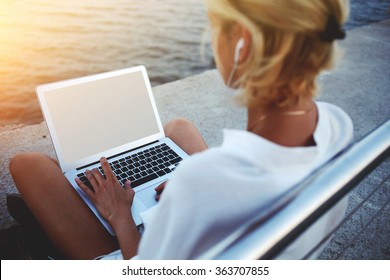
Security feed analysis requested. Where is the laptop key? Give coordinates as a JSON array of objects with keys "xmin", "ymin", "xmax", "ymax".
[
  {"xmin": 170, "ymin": 157, "xmax": 182, "ymax": 165},
  {"xmin": 131, "ymin": 173, "xmax": 158, "ymax": 188},
  {"xmin": 169, "ymin": 150, "xmax": 179, "ymax": 157}
]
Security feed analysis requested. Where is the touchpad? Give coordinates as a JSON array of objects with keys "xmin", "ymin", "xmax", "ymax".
[
  {"xmin": 131, "ymin": 196, "xmax": 147, "ymax": 225},
  {"xmin": 136, "ymin": 184, "xmax": 159, "ymax": 209}
]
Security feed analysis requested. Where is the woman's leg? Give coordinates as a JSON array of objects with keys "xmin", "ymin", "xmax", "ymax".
[
  {"xmin": 8, "ymin": 118, "xmax": 205, "ymax": 259},
  {"xmin": 9, "ymin": 153, "xmax": 119, "ymax": 259},
  {"xmin": 164, "ymin": 118, "xmax": 208, "ymax": 155}
]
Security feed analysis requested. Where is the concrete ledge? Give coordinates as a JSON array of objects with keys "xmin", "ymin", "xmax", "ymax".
[{"xmin": 0, "ymin": 20, "xmax": 389, "ymax": 258}]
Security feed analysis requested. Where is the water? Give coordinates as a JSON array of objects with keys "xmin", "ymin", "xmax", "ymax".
[
  {"xmin": 0, "ymin": 0, "xmax": 213, "ymax": 126},
  {"xmin": 347, "ymin": 0, "xmax": 390, "ymax": 29},
  {"xmin": 0, "ymin": 0, "xmax": 389, "ymax": 127}
]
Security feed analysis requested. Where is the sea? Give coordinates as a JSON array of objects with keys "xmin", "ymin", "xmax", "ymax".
[{"xmin": 0, "ymin": 0, "xmax": 389, "ymax": 127}]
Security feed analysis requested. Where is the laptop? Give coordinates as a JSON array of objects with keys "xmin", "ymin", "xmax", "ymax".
[{"xmin": 36, "ymin": 65, "xmax": 188, "ymax": 235}]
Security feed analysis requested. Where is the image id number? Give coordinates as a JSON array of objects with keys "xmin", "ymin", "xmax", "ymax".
[{"xmin": 215, "ymin": 266, "xmax": 270, "ymax": 276}]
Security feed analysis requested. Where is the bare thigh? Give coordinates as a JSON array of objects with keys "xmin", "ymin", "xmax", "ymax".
[
  {"xmin": 164, "ymin": 118, "xmax": 208, "ymax": 155},
  {"xmin": 9, "ymin": 153, "xmax": 119, "ymax": 259}
]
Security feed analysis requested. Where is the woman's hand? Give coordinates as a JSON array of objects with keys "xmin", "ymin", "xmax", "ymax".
[
  {"xmin": 76, "ymin": 157, "xmax": 140, "ymax": 259},
  {"xmin": 155, "ymin": 181, "xmax": 167, "ymax": 201},
  {"xmin": 75, "ymin": 157, "xmax": 134, "ymax": 228}
]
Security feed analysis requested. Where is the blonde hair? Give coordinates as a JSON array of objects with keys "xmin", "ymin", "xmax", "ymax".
[{"xmin": 204, "ymin": 0, "xmax": 349, "ymax": 108}]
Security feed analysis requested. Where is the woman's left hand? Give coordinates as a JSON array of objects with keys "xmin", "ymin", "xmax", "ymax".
[
  {"xmin": 76, "ymin": 157, "xmax": 135, "ymax": 228},
  {"xmin": 155, "ymin": 181, "xmax": 167, "ymax": 201}
]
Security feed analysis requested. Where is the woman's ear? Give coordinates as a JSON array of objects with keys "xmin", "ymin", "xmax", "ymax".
[{"xmin": 238, "ymin": 27, "xmax": 252, "ymax": 64}]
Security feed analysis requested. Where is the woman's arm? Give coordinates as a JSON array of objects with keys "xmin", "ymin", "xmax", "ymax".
[
  {"xmin": 109, "ymin": 207, "xmax": 140, "ymax": 259},
  {"xmin": 76, "ymin": 158, "xmax": 140, "ymax": 259}
]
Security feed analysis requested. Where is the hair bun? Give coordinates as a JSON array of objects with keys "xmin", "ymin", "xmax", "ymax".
[{"xmin": 320, "ymin": 15, "xmax": 346, "ymax": 43}]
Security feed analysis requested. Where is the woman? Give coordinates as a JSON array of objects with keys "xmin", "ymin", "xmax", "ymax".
[{"xmin": 9, "ymin": 0, "xmax": 352, "ymax": 259}]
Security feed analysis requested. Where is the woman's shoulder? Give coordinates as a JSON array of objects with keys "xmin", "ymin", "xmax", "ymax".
[
  {"xmin": 316, "ymin": 101, "xmax": 353, "ymax": 130},
  {"xmin": 315, "ymin": 101, "xmax": 354, "ymax": 155},
  {"xmin": 175, "ymin": 130, "xmax": 266, "ymax": 177},
  {"xmin": 173, "ymin": 147, "xmax": 240, "ymax": 182},
  {"xmin": 165, "ymin": 143, "xmax": 261, "ymax": 199}
]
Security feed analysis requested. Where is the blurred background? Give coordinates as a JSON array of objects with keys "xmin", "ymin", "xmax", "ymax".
[{"xmin": 0, "ymin": 0, "xmax": 389, "ymax": 127}]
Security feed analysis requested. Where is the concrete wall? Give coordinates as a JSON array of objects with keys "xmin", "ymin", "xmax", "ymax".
[{"xmin": 0, "ymin": 20, "xmax": 389, "ymax": 258}]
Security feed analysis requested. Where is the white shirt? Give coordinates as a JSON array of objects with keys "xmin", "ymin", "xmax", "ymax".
[{"xmin": 103, "ymin": 101, "xmax": 353, "ymax": 260}]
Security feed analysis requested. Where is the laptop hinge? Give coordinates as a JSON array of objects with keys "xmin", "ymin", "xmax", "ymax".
[{"xmin": 76, "ymin": 140, "xmax": 160, "ymax": 171}]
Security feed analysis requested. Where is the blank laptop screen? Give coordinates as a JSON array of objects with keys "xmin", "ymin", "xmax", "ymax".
[{"xmin": 42, "ymin": 69, "xmax": 160, "ymax": 165}]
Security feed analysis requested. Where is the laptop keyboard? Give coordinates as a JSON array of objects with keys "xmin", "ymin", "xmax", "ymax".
[{"xmin": 76, "ymin": 143, "xmax": 183, "ymax": 190}]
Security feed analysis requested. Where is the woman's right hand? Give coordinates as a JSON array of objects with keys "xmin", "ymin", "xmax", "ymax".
[
  {"xmin": 76, "ymin": 158, "xmax": 140, "ymax": 259},
  {"xmin": 76, "ymin": 157, "xmax": 135, "ymax": 228}
]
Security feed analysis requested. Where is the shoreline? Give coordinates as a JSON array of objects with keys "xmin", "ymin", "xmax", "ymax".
[
  {"xmin": 1, "ymin": 10, "xmax": 389, "ymax": 130},
  {"xmin": 0, "ymin": 124, "xmax": 31, "ymax": 133}
]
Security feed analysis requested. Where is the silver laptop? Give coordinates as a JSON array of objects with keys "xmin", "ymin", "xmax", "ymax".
[{"xmin": 36, "ymin": 65, "xmax": 188, "ymax": 235}]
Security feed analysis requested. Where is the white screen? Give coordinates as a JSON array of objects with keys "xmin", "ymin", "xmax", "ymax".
[{"xmin": 43, "ymin": 70, "xmax": 161, "ymax": 165}]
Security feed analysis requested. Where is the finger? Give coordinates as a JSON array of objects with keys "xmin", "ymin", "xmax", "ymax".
[
  {"xmin": 124, "ymin": 181, "xmax": 135, "ymax": 197},
  {"xmin": 123, "ymin": 181, "xmax": 135, "ymax": 203},
  {"xmin": 155, "ymin": 181, "xmax": 167, "ymax": 194},
  {"xmin": 85, "ymin": 170, "xmax": 98, "ymax": 187},
  {"xmin": 155, "ymin": 194, "xmax": 161, "ymax": 202},
  {"xmin": 75, "ymin": 177, "xmax": 95, "ymax": 198},
  {"xmin": 124, "ymin": 180, "xmax": 132, "ymax": 190},
  {"xmin": 91, "ymin": 168, "xmax": 104, "ymax": 185},
  {"xmin": 100, "ymin": 158, "xmax": 116, "ymax": 181}
]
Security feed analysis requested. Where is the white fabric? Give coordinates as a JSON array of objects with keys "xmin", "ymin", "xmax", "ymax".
[
  {"xmin": 103, "ymin": 101, "xmax": 353, "ymax": 260},
  {"xmin": 96, "ymin": 249, "xmax": 123, "ymax": 260}
]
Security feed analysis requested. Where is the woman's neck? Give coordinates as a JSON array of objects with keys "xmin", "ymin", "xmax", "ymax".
[{"xmin": 247, "ymin": 99, "xmax": 318, "ymax": 147}]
